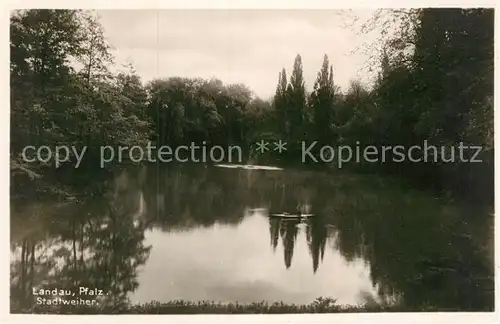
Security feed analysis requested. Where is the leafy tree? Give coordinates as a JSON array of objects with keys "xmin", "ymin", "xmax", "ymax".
[
  {"xmin": 273, "ymin": 69, "xmax": 288, "ymax": 138},
  {"xmin": 310, "ymin": 54, "xmax": 336, "ymax": 143},
  {"xmin": 10, "ymin": 9, "xmax": 150, "ymax": 177},
  {"xmin": 77, "ymin": 10, "xmax": 113, "ymax": 86},
  {"xmin": 287, "ymin": 54, "xmax": 307, "ymax": 142}
]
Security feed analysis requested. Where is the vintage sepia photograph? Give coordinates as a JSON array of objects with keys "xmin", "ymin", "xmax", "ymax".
[{"xmin": 9, "ymin": 6, "xmax": 495, "ymax": 316}]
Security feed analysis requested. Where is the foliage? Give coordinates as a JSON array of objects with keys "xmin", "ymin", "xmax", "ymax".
[
  {"xmin": 10, "ymin": 9, "xmax": 150, "ymax": 175},
  {"xmin": 145, "ymin": 77, "xmax": 260, "ymax": 150},
  {"xmin": 272, "ymin": 8, "xmax": 493, "ymax": 203},
  {"xmin": 10, "ymin": 8, "xmax": 493, "ymax": 203},
  {"xmin": 309, "ymin": 55, "xmax": 337, "ymax": 144}
]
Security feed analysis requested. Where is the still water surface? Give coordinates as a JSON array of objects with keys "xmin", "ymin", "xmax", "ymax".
[{"xmin": 10, "ymin": 164, "xmax": 494, "ymax": 311}]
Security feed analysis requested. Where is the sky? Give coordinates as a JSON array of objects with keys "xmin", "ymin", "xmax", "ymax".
[{"xmin": 97, "ymin": 10, "xmax": 380, "ymax": 99}]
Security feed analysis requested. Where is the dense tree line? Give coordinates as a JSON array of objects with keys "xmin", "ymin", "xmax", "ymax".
[
  {"xmin": 10, "ymin": 10, "xmax": 270, "ymax": 182},
  {"xmin": 10, "ymin": 9, "xmax": 493, "ymax": 204},
  {"xmin": 10, "ymin": 10, "xmax": 150, "ymax": 175},
  {"xmin": 368, "ymin": 8, "xmax": 493, "ymax": 203},
  {"xmin": 270, "ymin": 8, "xmax": 494, "ymax": 204},
  {"xmin": 146, "ymin": 77, "xmax": 271, "ymax": 149}
]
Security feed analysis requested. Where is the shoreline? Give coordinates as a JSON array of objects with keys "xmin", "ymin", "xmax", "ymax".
[{"xmin": 13, "ymin": 297, "xmax": 487, "ymax": 314}]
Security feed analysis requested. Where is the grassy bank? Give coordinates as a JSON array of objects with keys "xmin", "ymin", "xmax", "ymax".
[{"xmin": 13, "ymin": 297, "xmax": 466, "ymax": 314}]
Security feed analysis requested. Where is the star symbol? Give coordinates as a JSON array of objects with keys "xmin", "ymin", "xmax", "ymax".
[
  {"xmin": 255, "ymin": 140, "xmax": 269, "ymax": 154},
  {"xmin": 273, "ymin": 140, "xmax": 287, "ymax": 153}
]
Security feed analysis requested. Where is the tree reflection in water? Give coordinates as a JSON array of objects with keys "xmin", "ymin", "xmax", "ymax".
[
  {"xmin": 268, "ymin": 216, "xmax": 328, "ymax": 273},
  {"xmin": 11, "ymin": 164, "xmax": 494, "ymax": 312},
  {"xmin": 11, "ymin": 168, "xmax": 152, "ymax": 313}
]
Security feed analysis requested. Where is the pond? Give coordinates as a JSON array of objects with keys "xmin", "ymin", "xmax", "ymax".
[{"xmin": 10, "ymin": 164, "xmax": 494, "ymax": 312}]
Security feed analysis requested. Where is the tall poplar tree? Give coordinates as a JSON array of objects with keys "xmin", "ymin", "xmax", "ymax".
[
  {"xmin": 287, "ymin": 54, "xmax": 306, "ymax": 142},
  {"xmin": 310, "ymin": 54, "xmax": 336, "ymax": 143}
]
